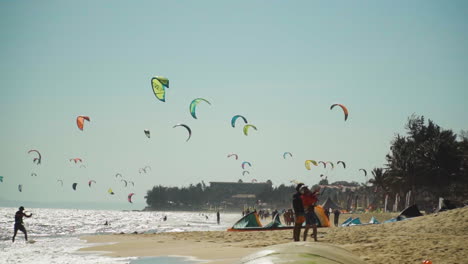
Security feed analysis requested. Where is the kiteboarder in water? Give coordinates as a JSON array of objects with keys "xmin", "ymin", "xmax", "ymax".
[{"xmin": 12, "ymin": 206, "xmax": 32, "ymax": 242}]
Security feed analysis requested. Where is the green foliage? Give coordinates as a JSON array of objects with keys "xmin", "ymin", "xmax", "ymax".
[
  {"xmin": 369, "ymin": 115, "xmax": 468, "ymax": 209},
  {"xmin": 145, "ymin": 115, "xmax": 467, "ymax": 212},
  {"xmin": 145, "ymin": 182, "xmax": 296, "ymax": 210}
]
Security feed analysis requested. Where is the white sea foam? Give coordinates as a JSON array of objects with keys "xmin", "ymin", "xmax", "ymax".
[{"xmin": 0, "ymin": 207, "xmax": 241, "ymax": 264}]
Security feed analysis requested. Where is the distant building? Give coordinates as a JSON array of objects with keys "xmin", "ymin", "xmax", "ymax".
[
  {"xmin": 209, "ymin": 181, "xmax": 273, "ymax": 207},
  {"xmin": 209, "ymin": 181, "xmax": 272, "ymax": 196}
]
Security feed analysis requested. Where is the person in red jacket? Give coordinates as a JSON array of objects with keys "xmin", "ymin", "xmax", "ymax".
[{"xmin": 300, "ymin": 185, "xmax": 320, "ymax": 241}]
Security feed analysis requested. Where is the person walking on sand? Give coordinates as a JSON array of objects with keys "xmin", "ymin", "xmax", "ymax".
[
  {"xmin": 301, "ymin": 185, "xmax": 320, "ymax": 241},
  {"xmin": 12, "ymin": 206, "xmax": 32, "ymax": 242},
  {"xmin": 333, "ymin": 209, "xmax": 341, "ymax": 227},
  {"xmin": 292, "ymin": 183, "xmax": 305, "ymax": 241},
  {"xmin": 216, "ymin": 210, "xmax": 220, "ymax": 224}
]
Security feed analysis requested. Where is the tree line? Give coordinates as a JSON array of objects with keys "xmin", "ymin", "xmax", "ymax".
[
  {"xmin": 368, "ymin": 115, "xmax": 468, "ymax": 211},
  {"xmin": 145, "ymin": 115, "xmax": 468, "ymax": 212}
]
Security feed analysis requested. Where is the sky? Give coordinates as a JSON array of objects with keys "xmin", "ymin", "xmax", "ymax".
[{"xmin": 1, "ymin": 0, "xmax": 467, "ymax": 209}]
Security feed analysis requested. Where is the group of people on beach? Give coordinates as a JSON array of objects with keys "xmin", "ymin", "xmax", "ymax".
[{"xmin": 292, "ymin": 183, "xmax": 320, "ymax": 241}]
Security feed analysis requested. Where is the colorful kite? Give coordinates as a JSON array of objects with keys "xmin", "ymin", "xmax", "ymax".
[
  {"xmin": 359, "ymin": 169, "xmax": 367, "ymax": 177},
  {"xmin": 151, "ymin": 76, "xmax": 169, "ymax": 102},
  {"xmin": 330, "ymin": 104, "xmax": 349, "ymax": 121},
  {"xmin": 227, "ymin": 153, "xmax": 239, "ymax": 160},
  {"xmin": 173, "ymin": 124, "xmax": 192, "ymax": 142},
  {"xmin": 243, "ymin": 124, "xmax": 257, "ymax": 136},
  {"xmin": 28, "ymin": 150, "xmax": 41, "ymax": 165},
  {"xmin": 189, "ymin": 98, "xmax": 211, "ymax": 119},
  {"xmin": 69, "ymin": 158, "xmax": 83, "ymax": 163},
  {"xmin": 76, "ymin": 116, "xmax": 90, "ymax": 131},
  {"xmin": 337, "ymin": 161, "xmax": 346, "ymax": 169},
  {"xmin": 128, "ymin": 193, "xmax": 135, "ymax": 203},
  {"xmin": 241, "ymin": 161, "xmax": 252, "ymax": 170},
  {"xmin": 231, "ymin": 115, "xmax": 248, "ymax": 128},
  {"xmin": 305, "ymin": 160, "xmax": 318, "ymax": 170}
]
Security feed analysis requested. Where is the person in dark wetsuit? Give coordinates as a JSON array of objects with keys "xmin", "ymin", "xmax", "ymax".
[
  {"xmin": 12, "ymin": 206, "xmax": 32, "ymax": 242},
  {"xmin": 324, "ymin": 207, "xmax": 330, "ymax": 220},
  {"xmin": 292, "ymin": 183, "xmax": 305, "ymax": 242},
  {"xmin": 333, "ymin": 209, "xmax": 341, "ymax": 227}
]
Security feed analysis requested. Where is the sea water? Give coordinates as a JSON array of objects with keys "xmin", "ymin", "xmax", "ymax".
[{"xmin": 0, "ymin": 207, "xmax": 242, "ymax": 264}]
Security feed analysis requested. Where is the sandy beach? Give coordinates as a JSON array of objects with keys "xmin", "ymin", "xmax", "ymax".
[{"xmin": 81, "ymin": 207, "xmax": 468, "ymax": 263}]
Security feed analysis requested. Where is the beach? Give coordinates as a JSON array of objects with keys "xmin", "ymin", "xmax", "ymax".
[
  {"xmin": 0, "ymin": 208, "xmax": 241, "ymax": 264},
  {"xmin": 81, "ymin": 207, "xmax": 468, "ymax": 264}
]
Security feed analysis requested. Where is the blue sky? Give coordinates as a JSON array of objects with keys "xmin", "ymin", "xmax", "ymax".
[{"xmin": 1, "ymin": 0, "xmax": 467, "ymax": 208}]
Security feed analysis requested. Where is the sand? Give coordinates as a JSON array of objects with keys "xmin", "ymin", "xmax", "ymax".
[{"xmin": 80, "ymin": 207, "xmax": 468, "ymax": 264}]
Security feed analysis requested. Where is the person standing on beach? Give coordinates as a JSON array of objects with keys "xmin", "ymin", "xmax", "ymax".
[
  {"xmin": 292, "ymin": 183, "xmax": 305, "ymax": 241},
  {"xmin": 216, "ymin": 210, "xmax": 220, "ymax": 224},
  {"xmin": 12, "ymin": 206, "xmax": 32, "ymax": 242},
  {"xmin": 301, "ymin": 185, "xmax": 320, "ymax": 241},
  {"xmin": 333, "ymin": 209, "xmax": 341, "ymax": 227},
  {"xmin": 324, "ymin": 207, "xmax": 330, "ymax": 220}
]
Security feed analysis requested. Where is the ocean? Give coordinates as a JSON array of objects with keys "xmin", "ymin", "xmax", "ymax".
[{"xmin": 0, "ymin": 207, "xmax": 242, "ymax": 264}]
